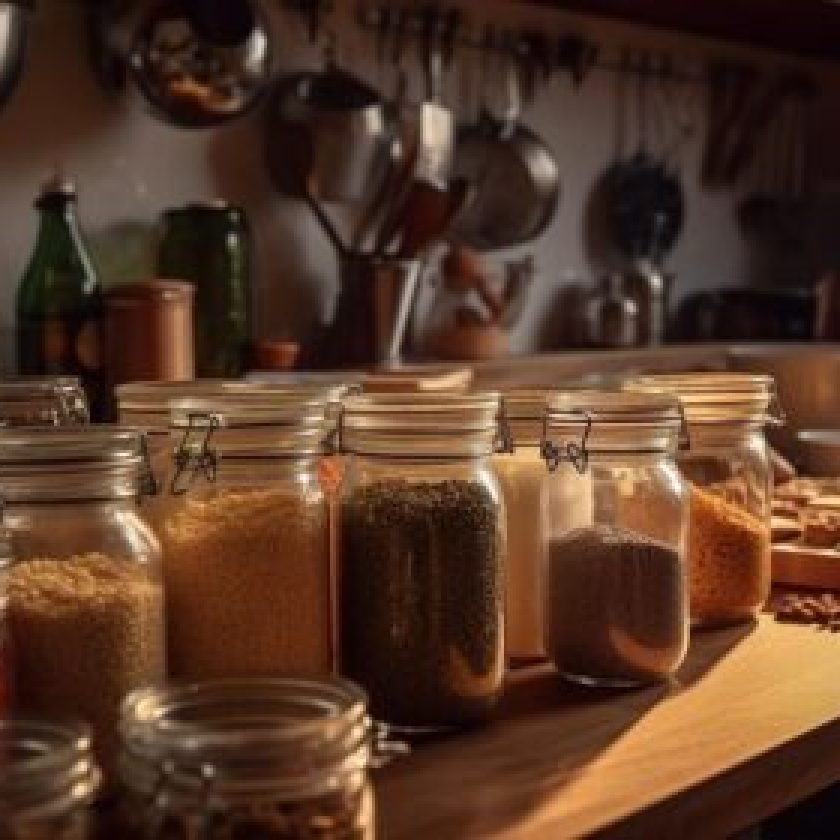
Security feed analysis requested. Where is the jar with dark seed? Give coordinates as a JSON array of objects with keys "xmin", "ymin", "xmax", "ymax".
[
  {"xmin": 339, "ymin": 393, "xmax": 508, "ymax": 732},
  {"xmin": 116, "ymin": 677, "xmax": 378, "ymax": 839}
]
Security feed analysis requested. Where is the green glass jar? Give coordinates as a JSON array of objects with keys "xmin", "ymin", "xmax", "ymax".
[{"xmin": 158, "ymin": 202, "xmax": 251, "ymax": 377}]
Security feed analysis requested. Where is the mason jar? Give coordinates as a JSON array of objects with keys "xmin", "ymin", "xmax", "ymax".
[
  {"xmin": 0, "ymin": 720, "xmax": 101, "ymax": 840},
  {"xmin": 118, "ymin": 677, "xmax": 377, "ymax": 839},
  {"xmin": 0, "ymin": 427, "xmax": 164, "ymax": 773},
  {"xmin": 541, "ymin": 389, "xmax": 689, "ymax": 688},
  {"xmin": 632, "ymin": 373, "xmax": 779, "ymax": 628},
  {"xmin": 160, "ymin": 394, "xmax": 335, "ymax": 679},
  {"xmin": 0, "ymin": 376, "xmax": 88, "ymax": 427},
  {"xmin": 492, "ymin": 389, "xmax": 551, "ymax": 662},
  {"xmin": 339, "ymin": 392, "xmax": 508, "ymax": 731}
]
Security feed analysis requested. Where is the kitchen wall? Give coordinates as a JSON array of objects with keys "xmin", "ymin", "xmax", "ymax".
[{"xmin": 0, "ymin": 0, "xmax": 838, "ymax": 369}]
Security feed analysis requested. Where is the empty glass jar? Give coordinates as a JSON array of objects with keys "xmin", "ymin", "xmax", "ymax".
[
  {"xmin": 339, "ymin": 392, "xmax": 508, "ymax": 731},
  {"xmin": 632, "ymin": 373, "xmax": 779, "ymax": 627},
  {"xmin": 0, "ymin": 720, "xmax": 101, "ymax": 840},
  {"xmin": 117, "ymin": 677, "xmax": 377, "ymax": 839},
  {"xmin": 541, "ymin": 389, "xmax": 689, "ymax": 687}
]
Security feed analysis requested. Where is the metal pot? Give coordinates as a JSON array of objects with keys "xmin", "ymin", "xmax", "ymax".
[
  {"xmin": 126, "ymin": 0, "xmax": 274, "ymax": 128},
  {"xmin": 451, "ymin": 56, "xmax": 560, "ymax": 252},
  {"xmin": 0, "ymin": 0, "xmax": 32, "ymax": 111},
  {"xmin": 265, "ymin": 64, "xmax": 394, "ymax": 203}
]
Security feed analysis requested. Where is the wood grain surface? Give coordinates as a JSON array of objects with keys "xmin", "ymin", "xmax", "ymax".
[{"xmin": 377, "ymin": 616, "xmax": 840, "ymax": 839}]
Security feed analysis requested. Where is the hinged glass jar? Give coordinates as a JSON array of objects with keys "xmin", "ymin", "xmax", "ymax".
[
  {"xmin": 492, "ymin": 389, "xmax": 553, "ymax": 662},
  {"xmin": 160, "ymin": 395, "xmax": 336, "ymax": 679},
  {"xmin": 631, "ymin": 373, "xmax": 779, "ymax": 627},
  {"xmin": 339, "ymin": 392, "xmax": 508, "ymax": 731},
  {"xmin": 0, "ymin": 719, "xmax": 101, "ymax": 840},
  {"xmin": 118, "ymin": 677, "xmax": 378, "ymax": 839},
  {"xmin": 0, "ymin": 427, "xmax": 164, "ymax": 772},
  {"xmin": 541, "ymin": 389, "xmax": 689, "ymax": 688},
  {"xmin": 0, "ymin": 376, "xmax": 88, "ymax": 427}
]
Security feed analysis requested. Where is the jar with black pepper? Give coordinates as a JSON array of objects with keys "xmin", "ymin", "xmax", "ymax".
[
  {"xmin": 0, "ymin": 719, "xmax": 101, "ymax": 840},
  {"xmin": 117, "ymin": 677, "xmax": 378, "ymax": 839},
  {"xmin": 541, "ymin": 389, "xmax": 689, "ymax": 688},
  {"xmin": 339, "ymin": 392, "xmax": 508, "ymax": 732},
  {"xmin": 630, "ymin": 374, "xmax": 780, "ymax": 628}
]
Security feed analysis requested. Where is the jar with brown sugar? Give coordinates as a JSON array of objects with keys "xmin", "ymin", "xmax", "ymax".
[{"xmin": 631, "ymin": 374, "xmax": 781, "ymax": 628}]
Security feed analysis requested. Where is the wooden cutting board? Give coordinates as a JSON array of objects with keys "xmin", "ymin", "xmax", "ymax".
[{"xmin": 773, "ymin": 543, "xmax": 840, "ymax": 589}]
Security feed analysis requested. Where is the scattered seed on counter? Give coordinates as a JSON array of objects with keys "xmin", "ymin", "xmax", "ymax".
[{"xmin": 774, "ymin": 592, "xmax": 840, "ymax": 631}]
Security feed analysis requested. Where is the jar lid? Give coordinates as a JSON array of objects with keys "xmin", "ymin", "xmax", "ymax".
[
  {"xmin": 0, "ymin": 376, "xmax": 88, "ymax": 426},
  {"xmin": 340, "ymin": 392, "xmax": 507, "ymax": 457},
  {"xmin": 629, "ymin": 373, "xmax": 780, "ymax": 425},
  {"xmin": 544, "ymin": 388, "xmax": 684, "ymax": 467},
  {"xmin": 120, "ymin": 677, "xmax": 372, "ymax": 803},
  {"xmin": 0, "ymin": 426, "xmax": 145, "ymax": 467}
]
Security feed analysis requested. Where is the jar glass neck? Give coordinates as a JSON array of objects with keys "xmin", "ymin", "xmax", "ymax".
[
  {"xmin": 0, "ymin": 722, "xmax": 99, "ymax": 821},
  {"xmin": 684, "ymin": 421, "xmax": 765, "ymax": 448},
  {"xmin": 0, "ymin": 465, "xmax": 144, "ymax": 504},
  {"xmin": 121, "ymin": 680, "xmax": 371, "ymax": 804}
]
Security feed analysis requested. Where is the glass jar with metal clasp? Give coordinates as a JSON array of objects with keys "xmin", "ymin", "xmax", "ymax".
[
  {"xmin": 117, "ymin": 677, "xmax": 390, "ymax": 839},
  {"xmin": 630, "ymin": 373, "xmax": 782, "ymax": 627},
  {"xmin": 0, "ymin": 427, "xmax": 164, "ymax": 774},
  {"xmin": 541, "ymin": 389, "xmax": 690, "ymax": 688},
  {"xmin": 159, "ymin": 394, "xmax": 336, "ymax": 680},
  {"xmin": 338, "ymin": 392, "xmax": 511, "ymax": 732}
]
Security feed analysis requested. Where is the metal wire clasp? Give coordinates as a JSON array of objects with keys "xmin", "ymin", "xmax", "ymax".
[
  {"xmin": 169, "ymin": 413, "xmax": 220, "ymax": 495},
  {"xmin": 495, "ymin": 397, "xmax": 515, "ymax": 454},
  {"xmin": 767, "ymin": 383, "xmax": 787, "ymax": 427},
  {"xmin": 540, "ymin": 410, "xmax": 591, "ymax": 475}
]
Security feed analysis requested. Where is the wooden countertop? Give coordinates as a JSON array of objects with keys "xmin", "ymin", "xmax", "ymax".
[{"xmin": 377, "ymin": 616, "xmax": 840, "ymax": 839}]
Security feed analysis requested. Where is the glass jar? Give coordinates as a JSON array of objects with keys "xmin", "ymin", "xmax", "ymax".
[
  {"xmin": 632, "ymin": 374, "xmax": 778, "ymax": 628},
  {"xmin": 118, "ymin": 677, "xmax": 376, "ymax": 840},
  {"xmin": 541, "ymin": 389, "xmax": 689, "ymax": 688},
  {"xmin": 160, "ymin": 395, "xmax": 335, "ymax": 679},
  {"xmin": 492, "ymin": 389, "xmax": 552, "ymax": 662},
  {"xmin": 0, "ymin": 720, "xmax": 101, "ymax": 840},
  {"xmin": 0, "ymin": 427, "xmax": 165, "ymax": 772},
  {"xmin": 0, "ymin": 529, "xmax": 11, "ymax": 716},
  {"xmin": 339, "ymin": 392, "xmax": 508, "ymax": 731},
  {"xmin": 0, "ymin": 376, "xmax": 88, "ymax": 427}
]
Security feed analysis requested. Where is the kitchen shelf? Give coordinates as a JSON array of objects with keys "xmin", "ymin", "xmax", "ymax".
[
  {"xmin": 378, "ymin": 615, "xmax": 840, "ymax": 838},
  {"xmin": 519, "ymin": 1, "xmax": 840, "ymax": 60}
]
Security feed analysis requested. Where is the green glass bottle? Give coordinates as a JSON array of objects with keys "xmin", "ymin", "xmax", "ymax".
[
  {"xmin": 158, "ymin": 201, "xmax": 252, "ymax": 377},
  {"xmin": 16, "ymin": 177, "xmax": 104, "ymax": 419}
]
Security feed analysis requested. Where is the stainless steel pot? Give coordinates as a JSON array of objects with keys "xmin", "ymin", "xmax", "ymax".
[
  {"xmin": 0, "ymin": 0, "xmax": 32, "ymax": 111},
  {"xmin": 265, "ymin": 65, "xmax": 394, "ymax": 203}
]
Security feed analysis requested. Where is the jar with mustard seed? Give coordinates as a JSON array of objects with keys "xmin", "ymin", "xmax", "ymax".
[{"xmin": 630, "ymin": 373, "xmax": 782, "ymax": 628}]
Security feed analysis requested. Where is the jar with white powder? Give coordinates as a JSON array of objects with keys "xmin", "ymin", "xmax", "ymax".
[{"xmin": 493, "ymin": 390, "xmax": 592, "ymax": 661}]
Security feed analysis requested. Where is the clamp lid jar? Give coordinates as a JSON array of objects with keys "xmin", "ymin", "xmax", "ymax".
[
  {"xmin": 160, "ymin": 394, "xmax": 336, "ymax": 680},
  {"xmin": 630, "ymin": 373, "xmax": 779, "ymax": 627},
  {"xmin": 339, "ymin": 392, "xmax": 508, "ymax": 732},
  {"xmin": 0, "ymin": 427, "xmax": 164, "ymax": 773},
  {"xmin": 541, "ymin": 389, "xmax": 689, "ymax": 688}
]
